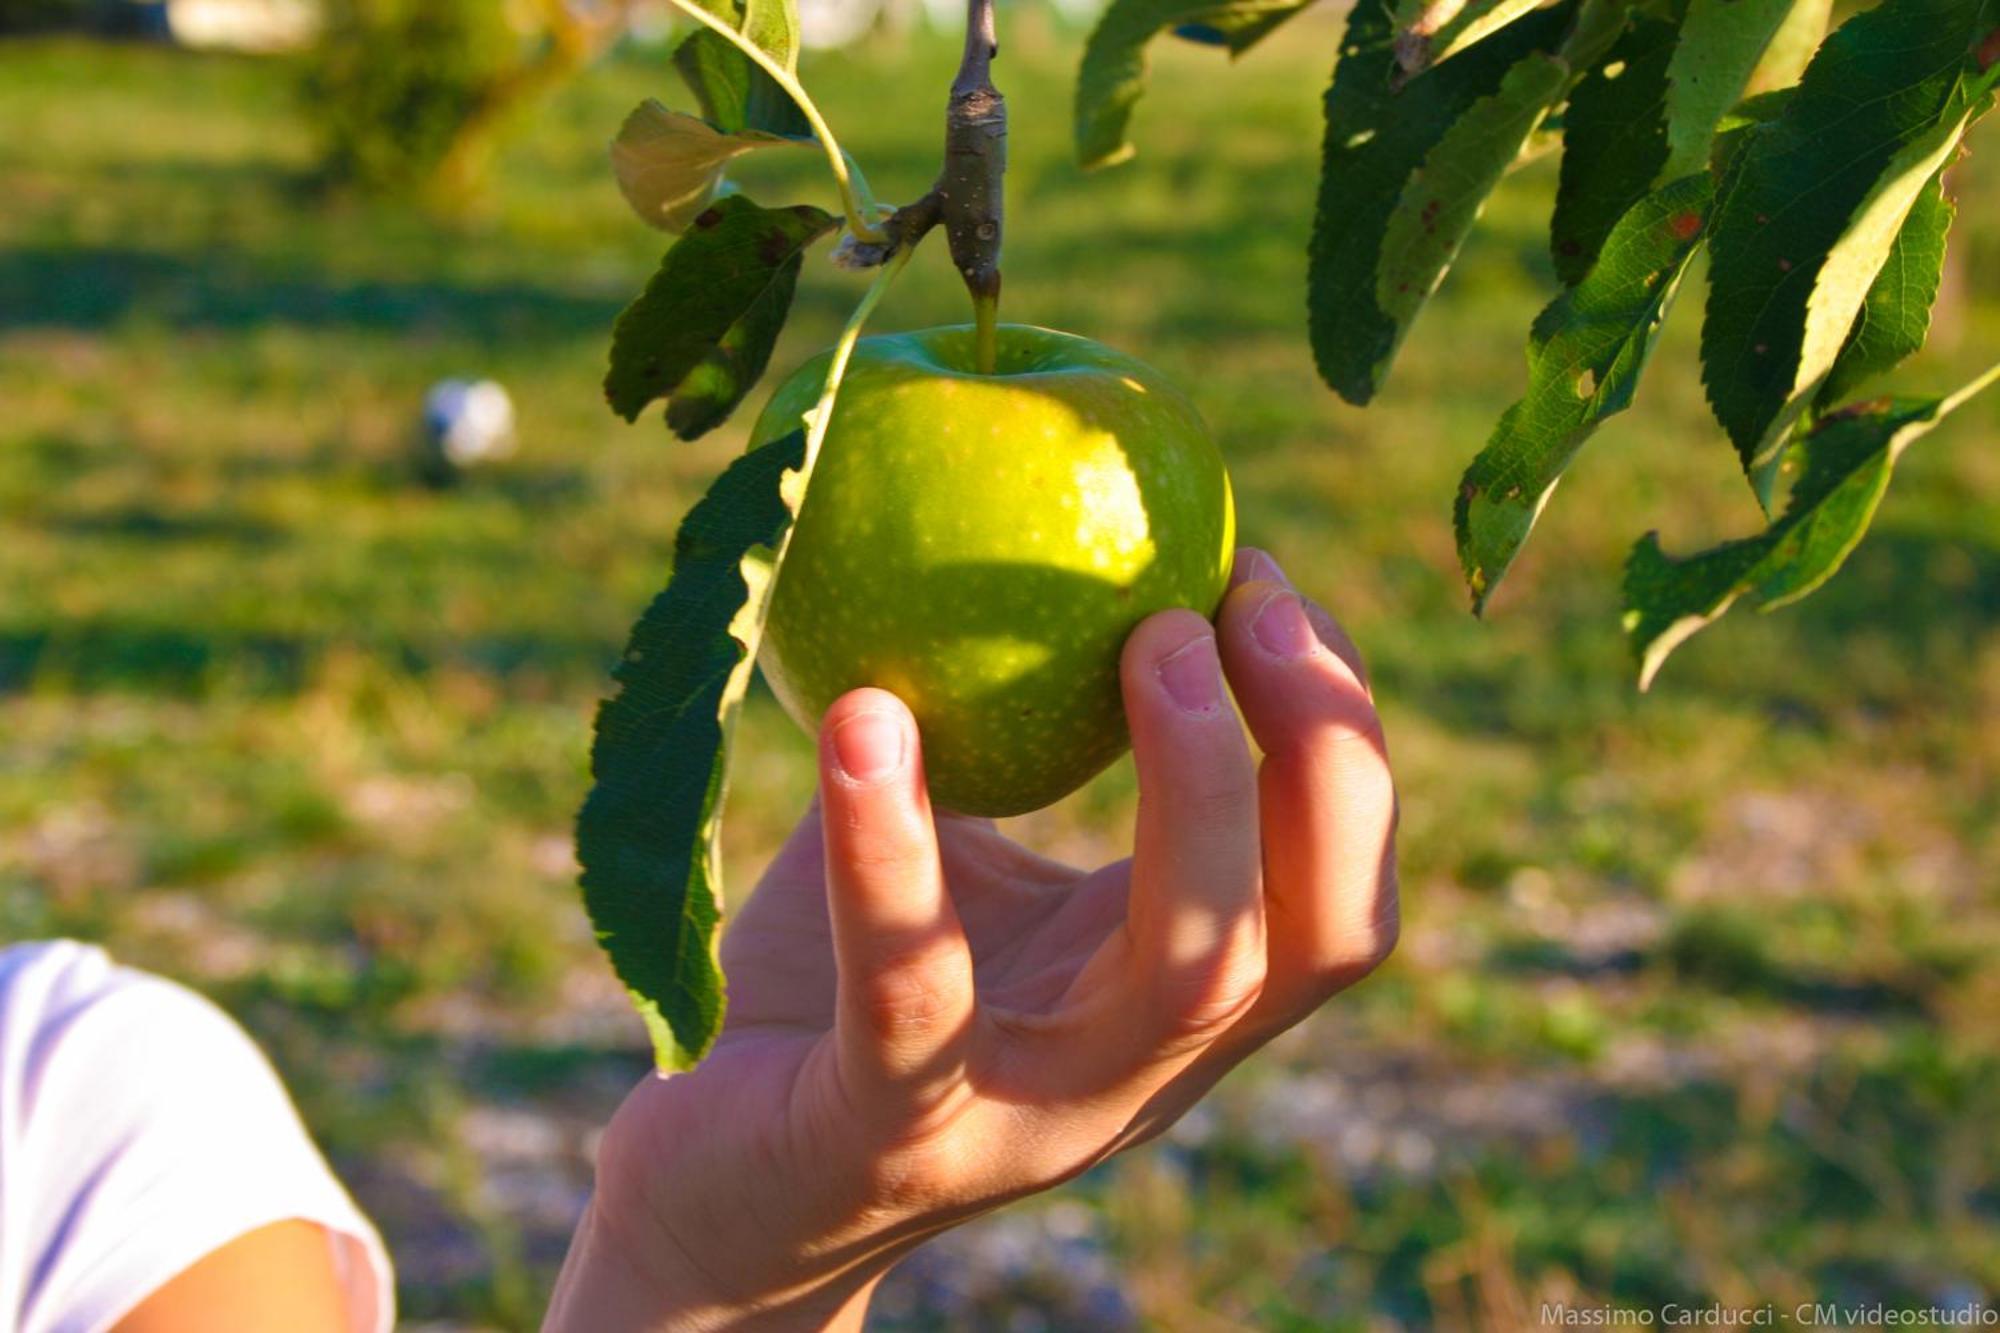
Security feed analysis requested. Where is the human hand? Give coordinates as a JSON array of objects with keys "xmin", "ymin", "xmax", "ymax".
[{"xmin": 543, "ymin": 548, "xmax": 1399, "ymax": 1332}]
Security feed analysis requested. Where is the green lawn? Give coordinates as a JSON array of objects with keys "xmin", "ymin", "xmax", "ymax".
[{"xmin": 2, "ymin": 19, "xmax": 1997, "ymax": 1329}]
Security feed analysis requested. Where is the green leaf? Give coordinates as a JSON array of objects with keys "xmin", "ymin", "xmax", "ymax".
[
  {"xmin": 664, "ymin": 264, "xmax": 802, "ymax": 441},
  {"xmin": 739, "ymin": 0, "xmax": 800, "ymax": 72},
  {"xmin": 579, "ymin": 253, "xmax": 907, "ymax": 1067},
  {"xmin": 1699, "ymin": 0, "xmax": 2000, "ymax": 502},
  {"xmin": 1393, "ymin": 0, "xmax": 1554, "ymax": 75},
  {"xmin": 1171, "ymin": 0, "xmax": 1316, "ymax": 48},
  {"xmin": 1075, "ymin": 0, "xmax": 1319, "ymax": 168},
  {"xmin": 1816, "ymin": 167, "xmax": 1956, "ymax": 409},
  {"xmin": 1310, "ymin": 0, "xmax": 1575, "ymax": 404},
  {"xmin": 605, "ymin": 195, "xmax": 835, "ymax": 437},
  {"xmin": 1623, "ymin": 363, "xmax": 1998, "ymax": 688},
  {"xmin": 673, "ymin": 28, "xmax": 812, "ymax": 138},
  {"xmin": 1550, "ymin": 0, "xmax": 1818, "ymax": 285},
  {"xmin": 1551, "ymin": 11, "xmax": 1678, "ymax": 284},
  {"xmin": 1741, "ymin": 0, "xmax": 1832, "ymax": 96},
  {"xmin": 1459, "ymin": 172, "xmax": 1711, "ymax": 609},
  {"xmin": 1378, "ymin": 56, "xmax": 1568, "ymax": 319},
  {"xmin": 1658, "ymin": 0, "xmax": 1808, "ymax": 180},
  {"xmin": 681, "ymin": 0, "xmax": 800, "ymax": 73},
  {"xmin": 1706, "ymin": 87, "xmax": 1794, "ymax": 179},
  {"xmin": 576, "ymin": 428, "xmax": 805, "ymax": 1067},
  {"xmin": 610, "ymin": 99, "xmax": 805, "ymax": 234}
]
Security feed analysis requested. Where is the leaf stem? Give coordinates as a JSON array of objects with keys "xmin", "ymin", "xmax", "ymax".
[
  {"xmin": 664, "ymin": 0, "xmax": 888, "ymax": 243},
  {"xmin": 1938, "ymin": 360, "xmax": 2000, "ymax": 418},
  {"xmin": 804, "ymin": 250, "xmax": 912, "ymax": 472},
  {"xmin": 748, "ymin": 248, "xmax": 915, "ymax": 644}
]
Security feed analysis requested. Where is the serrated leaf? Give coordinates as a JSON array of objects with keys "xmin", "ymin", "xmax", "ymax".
[
  {"xmin": 1658, "ymin": 0, "xmax": 1806, "ymax": 180},
  {"xmin": 1395, "ymin": 0, "xmax": 1553, "ymax": 75},
  {"xmin": 1551, "ymin": 12, "xmax": 1678, "ymax": 284},
  {"xmin": 1459, "ymin": 172, "xmax": 1711, "ymax": 608},
  {"xmin": 1310, "ymin": 0, "xmax": 1575, "ymax": 404},
  {"xmin": 1699, "ymin": 0, "xmax": 2000, "ymax": 503},
  {"xmin": 1075, "ymin": 0, "xmax": 1319, "ymax": 168},
  {"xmin": 1741, "ymin": 0, "xmax": 1832, "ymax": 95},
  {"xmin": 1378, "ymin": 55, "xmax": 1568, "ymax": 317},
  {"xmin": 576, "ymin": 428, "xmax": 805, "ymax": 1067},
  {"xmin": 610, "ymin": 99, "xmax": 804, "ymax": 234},
  {"xmin": 673, "ymin": 28, "xmax": 812, "ymax": 138},
  {"xmin": 1624, "ymin": 364, "xmax": 1997, "ymax": 687},
  {"xmin": 579, "ymin": 254, "xmax": 905, "ymax": 1067},
  {"xmin": 605, "ymin": 195, "xmax": 834, "ymax": 437},
  {"xmin": 1817, "ymin": 168, "xmax": 1955, "ymax": 408}
]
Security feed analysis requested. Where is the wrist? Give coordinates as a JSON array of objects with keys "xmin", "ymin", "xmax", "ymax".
[{"xmin": 545, "ymin": 1192, "xmax": 883, "ymax": 1332}]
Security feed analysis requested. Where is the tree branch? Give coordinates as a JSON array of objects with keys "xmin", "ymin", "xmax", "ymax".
[
  {"xmin": 939, "ymin": 0, "xmax": 1005, "ymax": 310},
  {"xmin": 831, "ymin": 0, "xmax": 1005, "ymax": 369}
]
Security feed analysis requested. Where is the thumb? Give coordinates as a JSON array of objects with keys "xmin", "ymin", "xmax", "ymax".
[{"xmin": 818, "ymin": 689, "xmax": 976, "ymax": 1120}]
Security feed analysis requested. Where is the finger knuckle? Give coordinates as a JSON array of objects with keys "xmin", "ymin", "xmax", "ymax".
[
  {"xmin": 860, "ymin": 956, "xmax": 965, "ymax": 1040},
  {"xmin": 1319, "ymin": 711, "xmax": 1392, "ymax": 773},
  {"xmin": 1312, "ymin": 876, "xmax": 1401, "ymax": 991},
  {"xmin": 862, "ymin": 1134, "xmax": 963, "ymax": 1210},
  {"xmin": 1158, "ymin": 950, "xmax": 1267, "ymax": 1047},
  {"xmin": 1357, "ymin": 894, "xmax": 1402, "ymax": 973}
]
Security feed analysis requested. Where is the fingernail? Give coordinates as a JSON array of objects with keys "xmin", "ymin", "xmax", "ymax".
[
  {"xmin": 1237, "ymin": 548, "xmax": 1287, "ymax": 587},
  {"xmin": 1251, "ymin": 589, "xmax": 1318, "ymax": 662},
  {"xmin": 1156, "ymin": 634, "xmax": 1224, "ymax": 716},
  {"xmin": 831, "ymin": 709, "xmax": 905, "ymax": 783}
]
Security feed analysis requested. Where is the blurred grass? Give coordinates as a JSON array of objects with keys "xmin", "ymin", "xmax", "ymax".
[{"xmin": 2, "ymin": 17, "xmax": 1998, "ymax": 1329}]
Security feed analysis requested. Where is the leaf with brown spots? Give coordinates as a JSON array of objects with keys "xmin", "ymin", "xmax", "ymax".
[
  {"xmin": 605, "ymin": 194, "xmax": 836, "ymax": 438},
  {"xmin": 1310, "ymin": 0, "xmax": 1576, "ymax": 404},
  {"xmin": 1457, "ymin": 171, "xmax": 1713, "ymax": 612}
]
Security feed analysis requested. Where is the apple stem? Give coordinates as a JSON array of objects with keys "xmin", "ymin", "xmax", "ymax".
[
  {"xmin": 940, "ymin": 0, "xmax": 1004, "ymax": 342},
  {"xmin": 974, "ymin": 289, "xmax": 999, "ymax": 374}
]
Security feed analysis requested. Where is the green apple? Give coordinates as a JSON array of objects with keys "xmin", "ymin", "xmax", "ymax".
[{"xmin": 750, "ymin": 324, "xmax": 1234, "ymax": 818}]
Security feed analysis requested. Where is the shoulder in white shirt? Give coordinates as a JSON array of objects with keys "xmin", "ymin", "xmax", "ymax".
[{"xmin": 0, "ymin": 940, "xmax": 395, "ymax": 1333}]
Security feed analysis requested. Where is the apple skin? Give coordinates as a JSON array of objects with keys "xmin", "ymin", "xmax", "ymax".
[{"xmin": 750, "ymin": 324, "xmax": 1234, "ymax": 818}]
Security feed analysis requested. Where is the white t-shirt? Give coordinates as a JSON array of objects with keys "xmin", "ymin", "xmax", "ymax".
[{"xmin": 0, "ymin": 941, "xmax": 395, "ymax": 1333}]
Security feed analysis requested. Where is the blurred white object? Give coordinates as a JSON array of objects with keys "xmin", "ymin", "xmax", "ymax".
[
  {"xmin": 916, "ymin": 0, "xmax": 960, "ymax": 32},
  {"xmin": 165, "ymin": 0, "xmax": 318, "ymax": 51},
  {"xmin": 423, "ymin": 378, "xmax": 518, "ymax": 475},
  {"xmin": 798, "ymin": 0, "xmax": 881, "ymax": 48},
  {"xmin": 907, "ymin": 0, "xmax": 1104, "ymax": 31},
  {"xmin": 623, "ymin": 0, "xmax": 679, "ymax": 45}
]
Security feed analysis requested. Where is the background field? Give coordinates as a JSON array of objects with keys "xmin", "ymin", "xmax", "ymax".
[{"xmin": 2, "ymin": 16, "xmax": 1998, "ymax": 1329}]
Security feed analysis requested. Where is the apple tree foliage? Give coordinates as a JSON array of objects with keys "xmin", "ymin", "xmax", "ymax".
[
  {"xmin": 1078, "ymin": 0, "xmax": 1999, "ymax": 685},
  {"xmin": 577, "ymin": 0, "xmax": 2000, "ymax": 1065}
]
